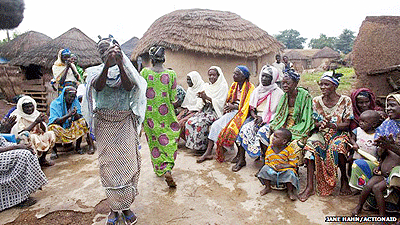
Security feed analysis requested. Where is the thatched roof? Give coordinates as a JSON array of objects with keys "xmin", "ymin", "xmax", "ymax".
[
  {"xmin": 10, "ymin": 27, "xmax": 101, "ymax": 68},
  {"xmin": 121, "ymin": 37, "xmax": 139, "ymax": 59},
  {"xmin": 353, "ymin": 16, "xmax": 400, "ymax": 76},
  {"xmin": 131, "ymin": 9, "xmax": 284, "ymax": 60},
  {"xmin": 0, "ymin": 31, "xmax": 52, "ymax": 60},
  {"xmin": 283, "ymin": 49, "xmax": 319, "ymax": 60},
  {"xmin": 312, "ymin": 46, "xmax": 340, "ymax": 59},
  {"xmin": 0, "ymin": 0, "xmax": 24, "ymax": 29}
]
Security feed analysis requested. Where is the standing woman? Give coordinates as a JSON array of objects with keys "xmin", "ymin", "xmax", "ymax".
[
  {"xmin": 141, "ymin": 46, "xmax": 180, "ymax": 187},
  {"xmin": 51, "ymin": 49, "xmax": 81, "ymax": 94},
  {"xmin": 233, "ymin": 65, "xmax": 284, "ymax": 171},
  {"xmin": 177, "ymin": 71, "xmax": 206, "ymax": 140},
  {"xmin": 185, "ymin": 66, "xmax": 228, "ymax": 155},
  {"xmin": 299, "ymin": 71, "xmax": 353, "ymax": 202},
  {"xmin": 83, "ymin": 36, "xmax": 147, "ymax": 225}
]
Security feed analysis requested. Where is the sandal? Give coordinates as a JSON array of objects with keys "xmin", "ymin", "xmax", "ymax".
[
  {"xmin": 105, "ymin": 212, "xmax": 119, "ymax": 225},
  {"xmin": 87, "ymin": 146, "xmax": 95, "ymax": 155},
  {"xmin": 122, "ymin": 212, "xmax": 138, "ymax": 225}
]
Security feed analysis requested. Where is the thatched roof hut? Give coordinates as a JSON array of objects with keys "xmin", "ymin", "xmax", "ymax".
[
  {"xmin": 9, "ymin": 27, "xmax": 101, "ymax": 69},
  {"xmin": 0, "ymin": 0, "xmax": 24, "ymax": 29},
  {"xmin": 121, "ymin": 37, "xmax": 139, "ymax": 59},
  {"xmin": 312, "ymin": 46, "xmax": 340, "ymax": 59},
  {"xmin": 132, "ymin": 8, "xmax": 284, "ymax": 86},
  {"xmin": 0, "ymin": 31, "xmax": 52, "ymax": 60},
  {"xmin": 353, "ymin": 16, "xmax": 400, "ymax": 97}
]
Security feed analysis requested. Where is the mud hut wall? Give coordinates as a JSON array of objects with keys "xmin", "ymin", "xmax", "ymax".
[
  {"xmin": 0, "ymin": 64, "xmax": 24, "ymax": 100},
  {"xmin": 291, "ymin": 59, "xmax": 306, "ymax": 73},
  {"xmin": 312, "ymin": 57, "xmax": 337, "ymax": 68},
  {"xmin": 356, "ymin": 70, "xmax": 400, "ymax": 97},
  {"xmin": 141, "ymin": 50, "xmax": 276, "ymax": 88}
]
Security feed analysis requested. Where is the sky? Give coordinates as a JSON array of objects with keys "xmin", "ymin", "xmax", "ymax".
[{"xmin": 1, "ymin": 0, "xmax": 400, "ymax": 47}]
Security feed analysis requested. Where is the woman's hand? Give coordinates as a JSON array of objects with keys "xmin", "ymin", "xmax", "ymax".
[
  {"xmin": 35, "ymin": 113, "xmax": 46, "ymax": 124},
  {"xmin": 197, "ymin": 91, "xmax": 209, "ymax": 103},
  {"xmin": 68, "ymin": 107, "xmax": 77, "ymax": 118},
  {"xmin": 224, "ymin": 103, "xmax": 237, "ymax": 114},
  {"xmin": 254, "ymin": 115, "xmax": 263, "ymax": 127}
]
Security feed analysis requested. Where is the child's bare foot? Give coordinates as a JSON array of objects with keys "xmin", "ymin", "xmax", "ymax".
[
  {"xmin": 196, "ymin": 154, "xmax": 213, "ymax": 163},
  {"xmin": 288, "ymin": 190, "xmax": 297, "ymax": 201},
  {"xmin": 260, "ymin": 186, "xmax": 272, "ymax": 196},
  {"xmin": 340, "ymin": 182, "xmax": 352, "ymax": 196},
  {"xmin": 164, "ymin": 171, "xmax": 177, "ymax": 188},
  {"xmin": 351, "ymin": 205, "xmax": 362, "ymax": 216},
  {"xmin": 298, "ymin": 188, "xmax": 314, "ymax": 202}
]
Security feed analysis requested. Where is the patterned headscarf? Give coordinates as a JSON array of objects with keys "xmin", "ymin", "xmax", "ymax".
[
  {"xmin": 236, "ymin": 65, "xmax": 250, "ymax": 79},
  {"xmin": 149, "ymin": 46, "xmax": 165, "ymax": 62},
  {"xmin": 320, "ymin": 71, "xmax": 343, "ymax": 86},
  {"xmin": 61, "ymin": 48, "xmax": 71, "ymax": 56},
  {"xmin": 284, "ymin": 69, "xmax": 300, "ymax": 82}
]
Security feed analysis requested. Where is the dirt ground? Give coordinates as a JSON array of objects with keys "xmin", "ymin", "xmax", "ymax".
[{"xmin": 1, "ymin": 130, "xmax": 391, "ymax": 225}]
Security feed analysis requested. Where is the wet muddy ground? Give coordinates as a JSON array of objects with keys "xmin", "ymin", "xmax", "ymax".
[{"xmin": 0, "ymin": 135, "xmax": 391, "ymax": 225}]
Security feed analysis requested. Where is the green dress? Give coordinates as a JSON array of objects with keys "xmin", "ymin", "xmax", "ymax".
[{"xmin": 141, "ymin": 67, "xmax": 180, "ymax": 176}]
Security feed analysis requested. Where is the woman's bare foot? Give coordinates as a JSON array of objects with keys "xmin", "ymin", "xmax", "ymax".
[
  {"xmin": 232, "ymin": 161, "xmax": 246, "ymax": 172},
  {"xmin": 288, "ymin": 190, "xmax": 297, "ymax": 201},
  {"xmin": 260, "ymin": 186, "xmax": 272, "ymax": 196},
  {"xmin": 196, "ymin": 154, "xmax": 213, "ymax": 163},
  {"xmin": 340, "ymin": 182, "xmax": 352, "ymax": 196},
  {"xmin": 165, "ymin": 171, "xmax": 177, "ymax": 188},
  {"xmin": 298, "ymin": 188, "xmax": 314, "ymax": 202},
  {"xmin": 351, "ymin": 205, "xmax": 362, "ymax": 216},
  {"xmin": 106, "ymin": 211, "xmax": 119, "ymax": 225}
]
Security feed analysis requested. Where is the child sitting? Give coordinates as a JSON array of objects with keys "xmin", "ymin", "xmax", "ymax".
[
  {"xmin": 351, "ymin": 95, "xmax": 400, "ymax": 216},
  {"xmin": 349, "ymin": 110, "xmax": 383, "ymax": 191},
  {"xmin": 257, "ymin": 128, "xmax": 299, "ymax": 200}
]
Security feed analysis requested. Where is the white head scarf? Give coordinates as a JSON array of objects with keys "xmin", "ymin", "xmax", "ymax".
[
  {"xmin": 195, "ymin": 66, "xmax": 228, "ymax": 118},
  {"xmin": 10, "ymin": 96, "xmax": 41, "ymax": 136},
  {"xmin": 52, "ymin": 49, "xmax": 79, "ymax": 83},
  {"xmin": 249, "ymin": 65, "xmax": 284, "ymax": 123},
  {"xmin": 181, "ymin": 71, "xmax": 206, "ymax": 111}
]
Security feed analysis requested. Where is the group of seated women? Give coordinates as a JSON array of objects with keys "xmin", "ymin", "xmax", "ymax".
[{"xmin": 177, "ymin": 65, "xmax": 400, "ymax": 216}]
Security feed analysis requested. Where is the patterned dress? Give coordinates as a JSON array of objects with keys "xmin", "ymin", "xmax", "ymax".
[
  {"xmin": 141, "ymin": 68, "xmax": 180, "ymax": 176},
  {"xmin": 304, "ymin": 95, "xmax": 353, "ymax": 196},
  {"xmin": 0, "ymin": 136, "xmax": 47, "ymax": 211}
]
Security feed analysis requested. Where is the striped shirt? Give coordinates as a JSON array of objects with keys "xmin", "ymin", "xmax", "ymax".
[{"xmin": 265, "ymin": 144, "xmax": 298, "ymax": 174}]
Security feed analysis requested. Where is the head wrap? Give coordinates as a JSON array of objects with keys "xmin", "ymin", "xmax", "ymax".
[
  {"xmin": 350, "ymin": 88, "xmax": 381, "ymax": 130},
  {"xmin": 249, "ymin": 65, "xmax": 284, "ymax": 123},
  {"xmin": 149, "ymin": 46, "xmax": 165, "ymax": 62},
  {"xmin": 97, "ymin": 35, "xmax": 120, "ymax": 61},
  {"xmin": 61, "ymin": 48, "xmax": 71, "ymax": 56},
  {"xmin": 181, "ymin": 71, "xmax": 206, "ymax": 111},
  {"xmin": 10, "ymin": 96, "xmax": 41, "ymax": 136},
  {"xmin": 386, "ymin": 93, "xmax": 400, "ymax": 108},
  {"xmin": 284, "ymin": 69, "xmax": 300, "ymax": 82},
  {"xmin": 236, "ymin": 65, "xmax": 250, "ymax": 79},
  {"xmin": 320, "ymin": 71, "xmax": 342, "ymax": 86}
]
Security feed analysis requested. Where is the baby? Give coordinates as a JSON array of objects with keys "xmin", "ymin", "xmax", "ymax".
[{"xmin": 257, "ymin": 128, "xmax": 299, "ymax": 200}]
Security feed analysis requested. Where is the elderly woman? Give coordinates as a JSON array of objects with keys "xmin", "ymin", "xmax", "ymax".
[
  {"xmin": 177, "ymin": 71, "xmax": 206, "ymax": 140},
  {"xmin": 83, "ymin": 36, "xmax": 147, "ymax": 225},
  {"xmin": 51, "ymin": 49, "xmax": 81, "ymax": 94},
  {"xmin": 10, "ymin": 96, "xmax": 56, "ymax": 167},
  {"xmin": 197, "ymin": 65, "xmax": 255, "ymax": 163},
  {"xmin": 0, "ymin": 136, "xmax": 47, "ymax": 211},
  {"xmin": 299, "ymin": 71, "xmax": 353, "ymax": 202},
  {"xmin": 256, "ymin": 70, "xmax": 314, "ymax": 162},
  {"xmin": 233, "ymin": 65, "xmax": 284, "ymax": 171},
  {"xmin": 185, "ymin": 66, "xmax": 228, "ymax": 155},
  {"xmin": 141, "ymin": 46, "xmax": 180, "ymax": 188},
  {"xmin": 350, "ymin": 88, "xmax": 382, "ymax": 130},
  {"xmin": 48, "ymin": 86, "xmax": 95, "ymax": 158}
]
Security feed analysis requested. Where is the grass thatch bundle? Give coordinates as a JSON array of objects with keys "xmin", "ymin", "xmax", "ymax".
[
  {"xmin": 353, "ymin": 16, "xmax": 400, "ymax": 76},
  {"xmin": 0, "ymin": 31, "xmax": 52, "ymax": 60},
  {"xmin": 131, "ymin": 8, "xmax": 284, "ymax": 60},
  {"xmin": 10, "ymin": 27, "xmax": 102, "ymax": 69},
  {"xmin": 283, "ymin": 49, "xmax": 319, "ymax": 60},
  {"xmin": 0, "ymin": 0, "xmax": 24, "ymax": 30}
]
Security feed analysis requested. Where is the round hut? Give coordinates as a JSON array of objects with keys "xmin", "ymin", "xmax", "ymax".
[
  {"xmin": 353, "ymin": 16, "xmax": 400, "ymax": 98},
  {"xmin": 131, "ymin": 8, "xmax": 284, "ymax": 87}
]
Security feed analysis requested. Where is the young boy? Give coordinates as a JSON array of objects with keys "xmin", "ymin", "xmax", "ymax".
[
  {"xmin": 257, "ymin": 128, "xmax": 299, "ymax": 200},
  {"xmin": 351, "ymin": 96, "xmax": 400, "ymax": 216}
]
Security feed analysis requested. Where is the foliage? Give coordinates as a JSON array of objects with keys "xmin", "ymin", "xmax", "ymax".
[
  {"xmin": 274, "ymin": 29, "xmax": 307, "ymax": 49},
  {"xmin": 335, "ymin": 29, "xmax": 355, "ymax": 54},
  {"xmin": 308, "ymin": 34, "xmax": 337, "ymax": 49},
  {"xmin": 0, "ymin": 31, "xmax": 20, "ymax": 45}
]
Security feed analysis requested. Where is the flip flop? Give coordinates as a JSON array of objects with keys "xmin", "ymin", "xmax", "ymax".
[
  {"xmin": 122, "ymin": 212, "xmax": 138, "ymax": 225},
  {"xmin": 105, "ymin": 213, "xmax": 118, "ymax": 225}
]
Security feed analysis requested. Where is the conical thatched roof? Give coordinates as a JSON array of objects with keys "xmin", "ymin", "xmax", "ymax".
[
  {"xmin": 10, "ymin": 27, "xmax": 101, "ymax": 68},
  {"xmin": 312, "ymin": 46, "xmax": 340, "ymax": 59},
  {"xmin": 0, "ymin": 31, "xmax": 52, "ymax": 60},
  {"xmin": 353, "ymin": 16, "xmax": 400, "ymax": 75},
  {"xmin": 131, "ymin": 9, "xmax": 284, "ymax": 60},
  {"xmin": 121, "ymin": 37, "xmax": 139, "ymax": 59},
  {"xmin": 283, "ymin": 49, "xmax": 319, "ymax": 60},
  {"xmin": 0, "ymin": 0, "xmax": 24, "ymax": 29}
]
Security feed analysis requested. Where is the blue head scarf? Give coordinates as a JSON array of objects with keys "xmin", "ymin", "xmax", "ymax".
[
  {"xmin": 48, "ymin": 86, "xmax": 81, "ymax": 128},
  {"xmin": 61, "ymin": 48, "xmax": 71, "ymax": 56},
  {"xmin": 236, "ymin": 65, "xmax": 250, "ymax": 79}
]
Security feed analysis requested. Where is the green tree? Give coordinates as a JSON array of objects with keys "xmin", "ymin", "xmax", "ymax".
[
  {"xmin": 274, "ymin": 29, "xmax": 307, "ymax": 49},
  {"xmin": 308, "ymin": 34, "xmax": 336, "ymax": 49},
  {"xmin": 0, "ymin": 31, "xmax": 19, "ymax": 45},
  {"xmin": 335, "ymin": 29, "xmax": 355, "ymax": 54}
]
